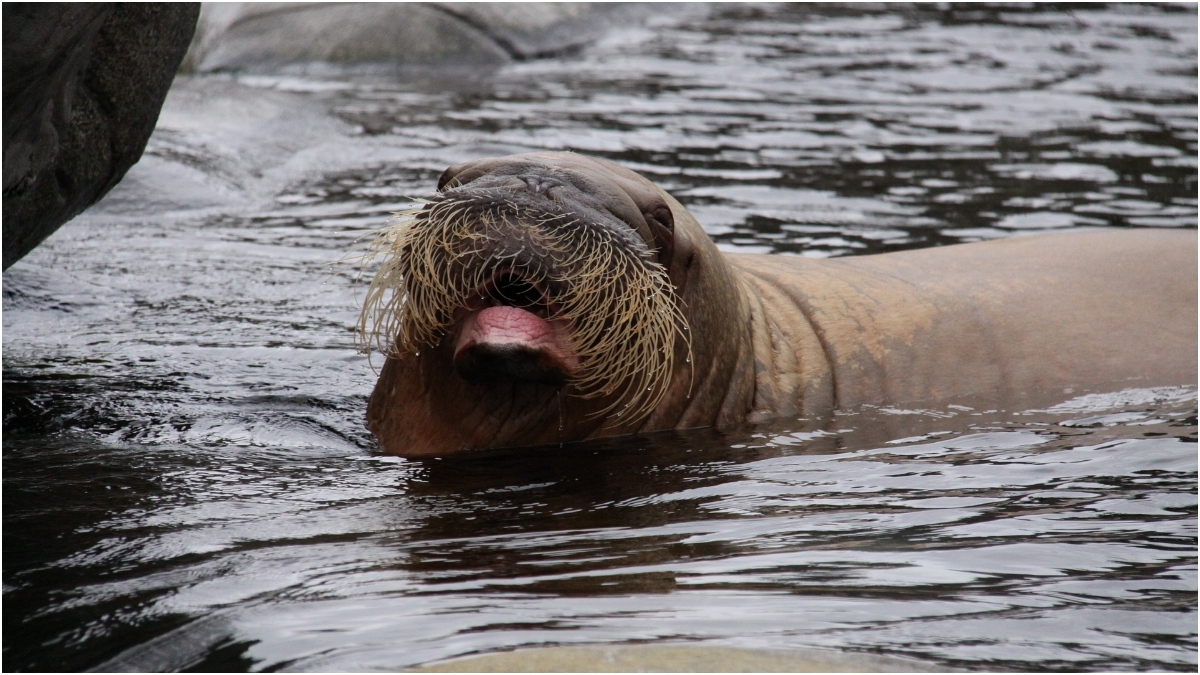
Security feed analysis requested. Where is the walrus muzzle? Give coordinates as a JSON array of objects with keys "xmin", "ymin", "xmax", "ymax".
[{"xmin": 358, "ymin": 167, "xmax": 689, "ymax": 421}]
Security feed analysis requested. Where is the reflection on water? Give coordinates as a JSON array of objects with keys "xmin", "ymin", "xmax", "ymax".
[{"xmin": 3, "ymin": 4, "xmax": 1196, "ymax": 672}]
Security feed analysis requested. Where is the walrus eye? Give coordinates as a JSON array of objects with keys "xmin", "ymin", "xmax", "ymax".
[
  {"xmin": 644, "ymin": 206, "xmax": 675, "ymax": 264},
  {"xmin": 646, "ymin": 206, "xmax": 673, "ymax": 233},
  {"xmin": 436, "ymin": 165, "xmax": 464, "ymax": 190}
]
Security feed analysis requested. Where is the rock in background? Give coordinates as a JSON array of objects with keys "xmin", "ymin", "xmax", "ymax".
[
  {"xmin": 2, "ymin": 3, "xmax": 200, "ymax": 270},
  {"xmin": 180, "ymin": 2, "xmax": 669, "ymax": 73},
  {"xmin": 3, "ymin": 3, "xmax": 690, "ymax": 270}
]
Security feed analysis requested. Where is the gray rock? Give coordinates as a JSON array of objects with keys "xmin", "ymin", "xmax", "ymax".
[
  {"xmin": 181, "ymin": 2, "xmax": 682, "ymax": 74},
  {"xmin": 3, "ymin": 3, "xmax": 199, "ymax": 270}
]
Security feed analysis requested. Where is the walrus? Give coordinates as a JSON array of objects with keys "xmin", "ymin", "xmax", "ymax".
[{"xmin": 359, "ymin": 151, "xmax": 1197, "ymax": 457}]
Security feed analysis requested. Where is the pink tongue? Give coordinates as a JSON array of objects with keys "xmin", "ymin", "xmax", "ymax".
[
  {"xmin": 471, "ymin": 306, "xmax": 555, "ymax": 343},
  {"xmin": 455, "ymin": 306, "xmax": 579, "ymax": 368}
]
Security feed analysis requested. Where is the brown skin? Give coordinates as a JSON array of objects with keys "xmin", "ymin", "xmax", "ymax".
[{"xmin": 367, "ymin": 152, "xmax": 1198, "ymax": 456}]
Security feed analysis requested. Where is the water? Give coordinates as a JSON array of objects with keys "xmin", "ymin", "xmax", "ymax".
[{"xmin": 3, "ymin": 4, "xmax": 1196, "ymax": 672}]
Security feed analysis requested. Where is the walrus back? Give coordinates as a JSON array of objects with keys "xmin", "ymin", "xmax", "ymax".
[{"xmin": 727, "ymin": 229, "xmax": 1197, "ymax": 410}]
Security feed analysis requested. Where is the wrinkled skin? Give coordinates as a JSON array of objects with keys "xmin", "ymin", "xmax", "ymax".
[{"xmin": 367, "ymin": 152, "xmax": 1198, "ymax": 456}]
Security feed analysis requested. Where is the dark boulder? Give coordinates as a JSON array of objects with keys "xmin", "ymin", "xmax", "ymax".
[{"xmin": 3, "ymin": 3, "xmax": 200, "ymax": 270}]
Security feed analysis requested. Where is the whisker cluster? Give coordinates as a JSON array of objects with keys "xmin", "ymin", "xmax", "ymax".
[{"xmin": 355, "ymin": 194, "xmax": 691, "ymax": 423}]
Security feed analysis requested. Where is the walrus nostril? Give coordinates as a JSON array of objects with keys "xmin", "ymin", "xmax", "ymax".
[{"xmin": 521, "ymin": 175, "xmax": 563, "ymax": 194}]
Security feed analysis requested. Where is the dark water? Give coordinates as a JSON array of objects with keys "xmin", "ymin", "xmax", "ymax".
[{"xmin": 4, "ymin": 4, "xmax": 1196, "ymax": 672}]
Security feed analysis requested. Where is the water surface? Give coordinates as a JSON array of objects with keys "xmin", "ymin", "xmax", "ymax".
[{"xmin": 4, "ymin": 4, "xmax": 1196, "ymax": 672}]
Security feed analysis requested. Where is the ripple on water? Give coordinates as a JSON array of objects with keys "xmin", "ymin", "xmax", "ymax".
[{"xmin": 3, "ymin": 3, "xmax": 1196, "ymax": 672}]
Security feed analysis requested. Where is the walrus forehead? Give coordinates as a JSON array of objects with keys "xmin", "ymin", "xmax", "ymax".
[
  {"xmin": 437, "ymin": 177, "xmax": 653, "ymax": 253},
  {"xmin": 438, "ymin": 161, "xmax": 659, "ymax": 250}
]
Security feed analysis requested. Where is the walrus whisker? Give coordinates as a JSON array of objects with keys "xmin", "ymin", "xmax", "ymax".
[{"xmin": 355, "ymin": 193, "xmax": 690, "ymax": 423}]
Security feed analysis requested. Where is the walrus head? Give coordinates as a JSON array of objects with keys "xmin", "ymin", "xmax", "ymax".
[{"xmin": 361, "ymin": 152, "xmax": 751, "ymax": 456}]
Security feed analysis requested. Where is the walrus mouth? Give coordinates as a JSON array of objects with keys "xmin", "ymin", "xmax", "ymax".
[
  {"xmin": 356, "ymin": 187, "xmax": 689, "ymax": 422},
  {"xmin": 452, "ymin": 271, "xmax": 579, "ymax": 385}
]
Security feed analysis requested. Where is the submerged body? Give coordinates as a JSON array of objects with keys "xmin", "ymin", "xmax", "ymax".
[{"xmin": 364, "ymin": 153, "xmax": 1197, "ymax": 456}]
